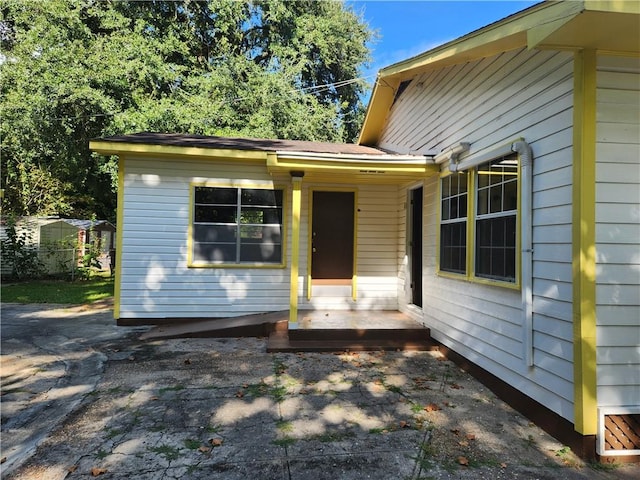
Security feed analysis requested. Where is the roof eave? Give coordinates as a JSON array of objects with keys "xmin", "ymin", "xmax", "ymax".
[
  {"xmin": 89, "ymin": 140, "xmax": 268, "ymax": 161},
  {"xmin": 358, "ymin": 0, "xmax": 640, "ymax": 146}
]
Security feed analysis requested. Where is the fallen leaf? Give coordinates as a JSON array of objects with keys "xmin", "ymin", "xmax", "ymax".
[
  {"xmin": 209, "ymin": 438, "xmax": 223, "ymax": 447},
  {"xmin": 458, "ymin": 440, "xmax": 469, "ymax": 447},
  {"xmin": 0, "ymin": 457, "xmax": 5, "ymax": 464},
  {"xmin": 149, "ymin": 396, "xmax": 159, "ymax": 401},
  {"xmin": 67, "ymin": 465, "xmax": 78, "ymax": 473},
  {"xmin": 450, "ymin": 383, "xmax": 463, "ymax": 389},
  {"xmin": 500, "ymin": 462, "xmax": 507, "ymax": 468},
  {"xmin": 198, "ymin": 446, "xmax": 211, "ymax": 453},
  {"xmin": 235, "ymin": 391, "xmax": 244, "ymax": 398},
  {"xmin": 242, "ymin": 383, "xmax": 249, "ymax": 388},
  {"xmin": 466, "ymin": 433, "xmax": 476, "ymax": 441},
  {"xmin": 91, "ymin": 467, "xmax": 108, "ymax": 476},
  {"xmin": 424, "ymin": 403, "xmax": 440, "ymax": 412},
  {"xmin": 399, "ymin": 421, "xmax": 409, "ymax": 428},
  {"xmin": 457, "ymin": 456, "xmax": 469, "ymax": 466}
]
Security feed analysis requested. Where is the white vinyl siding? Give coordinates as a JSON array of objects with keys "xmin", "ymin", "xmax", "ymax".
[
  {"xmin": 119, "ymin": 156, "xmax": 290, "ymax": 319},
  {"xmin": 381, "ymin": 48, "xmax": 576, "ymax": 421},
  {"xmin": 595, "ymin": 55, "xmax": 640, "ymax": 409}
]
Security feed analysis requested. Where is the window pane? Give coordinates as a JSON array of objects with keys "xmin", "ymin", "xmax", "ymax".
[
  {"xmin": 242, "ymin": 189, "xmax": 283, "ymax": 206},
  {"xmin": 441, "ymin": 198, "xmax": 450, "ymax": 221},
  {"xmin": 440, "ymin": 222, "xmax": 467, "ymax": 274},
  {"xmin": 475, "ymin": 215, "xmax": 516, "ymax": 282},
  {"xmin": 459, "ymin": 195, "xmax": 467, "ymax": 217},
  {"xmin": 489, "ymin": 168, "xmax": 503, "ymax": 185},
  {"xmin": 240, "ymin": 208, "xmax": 264, "ymax": 224},
  {"xmin": 195, "ymin": 187, "xmax": 237, "ymax": 205},
  {"xmin": 240, "ymin": 243, "xmax": 282, "ymax": 263},
  {"xmin": 240, "ymin": 207, "xmax": 283, "ymax": 224},
  {"xmin": 450, "ymin": 196, "xmax": 459, "ymax": 218},
  {"xmin": 193, "ymin": 224, "xmax": 236, "ymax": 242},
  {"xmin": 504, "ymin": 179, "xmax": 518, "ymax": 211},
  {"xmin": 489, "ymin": 185, "xmax": 503, "ymax": 213},
  {"xmin": 477, "ymin": 188, "xmax": 488, "ymax": 215},
  {"xmin": 194, "ymin": 205, "xmax": 237, "ymax": 223},
  {"xmin": 240, "ymin": 225, "xmax": 281, "ymax": 242},
  {"xmin": 193, "ymin": 242, "xmax": 236, "ymax": 263},
  {"xmin": 477, "ymin": 171, "xmax": 490, "ymax": 189}
]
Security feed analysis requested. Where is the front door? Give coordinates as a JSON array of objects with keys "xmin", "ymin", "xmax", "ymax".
[
  {"xmin": 409, "ymin": 186, "xmax": 423, "ymax": 307},
  {"xmin": 311, "ymin": 191, "xmax": 354, "ymax": 281}
]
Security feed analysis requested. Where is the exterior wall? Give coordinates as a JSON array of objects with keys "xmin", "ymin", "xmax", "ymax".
[
  {"xmin": 380, "ymin": 48, "xmax": 577, "ymax": 421},
  {"xmin": 119, "ymin": 156, "xmax": 291, "ymax": 319},
  {"xmin": 298, "ymin": 182, "xmax": 401, "ymax": 311},
  {"xmin": 595, "ymin": 55, "xmax": 640, "ymax": 409},
  {"xmin": 119, "ymin": 157, "xmax": 403, "ymax": 319}
]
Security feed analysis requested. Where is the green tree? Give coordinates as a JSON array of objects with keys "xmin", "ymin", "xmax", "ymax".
[{"xmin": 1, "ymin": 0, "xmax": 373, "ymax": 221}]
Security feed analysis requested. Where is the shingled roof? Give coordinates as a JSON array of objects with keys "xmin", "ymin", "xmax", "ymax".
[{"xmin": 97, "ymin": 132, "xmax": 389, "ymax": 156}]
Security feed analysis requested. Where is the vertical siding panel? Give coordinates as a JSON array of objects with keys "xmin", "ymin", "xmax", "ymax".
[{"xmin": 595, "ymin": 55, "xmax": 640, "ymax": 408}]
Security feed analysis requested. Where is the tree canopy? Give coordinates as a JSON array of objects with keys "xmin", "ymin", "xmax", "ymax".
[{"xmin": 1, "ymin": 0, "xmax": 373, "ymax": 220}]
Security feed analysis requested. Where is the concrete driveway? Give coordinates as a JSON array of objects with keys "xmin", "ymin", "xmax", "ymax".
[{"xmin": 1, "ymin": 303, "xmax": 638, "ymax": 480}]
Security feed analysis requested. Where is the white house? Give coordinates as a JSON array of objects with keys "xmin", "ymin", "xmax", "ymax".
[{"xmin": 91, "ymin": 0, "xmax": 639, "ymax": 461}]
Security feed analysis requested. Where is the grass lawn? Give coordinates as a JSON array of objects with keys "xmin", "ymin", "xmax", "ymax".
[{"xmin": 1, "ymin": 275, "xmax": 114, "ymax": 304}]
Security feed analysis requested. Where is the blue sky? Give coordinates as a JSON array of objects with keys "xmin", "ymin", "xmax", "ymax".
[{"xmin": 348, "ymin": 0, "xmax": 540, "ymax": 81}]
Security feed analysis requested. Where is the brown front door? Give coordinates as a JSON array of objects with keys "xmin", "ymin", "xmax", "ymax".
[{"xmin": 311, "ymin": 191, "xmax": 354, "ymax": 280}]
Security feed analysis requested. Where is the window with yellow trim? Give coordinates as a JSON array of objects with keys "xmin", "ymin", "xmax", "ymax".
[
  {"xmin": 192, "ymin": 186, "xmax": 283, "ymax": 265},
  {"xmin": 440, "ymin": 172, "xmax": 468, "ymax": 275},
  {"xmin": 475, "ymin": 155, "xmax": 518, "ymax": 282},
  {"xmin": 439, "ymin": 153, "xmax": 519, "ymax": 284}
]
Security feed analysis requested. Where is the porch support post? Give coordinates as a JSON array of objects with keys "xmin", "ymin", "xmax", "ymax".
[
  {"xmin": 572, "ymin": 49, "xmax": 597, "ymax": 436},
  {"xmin": 289, "ymin": 171, "xmax": 304, "ymax": 326}
]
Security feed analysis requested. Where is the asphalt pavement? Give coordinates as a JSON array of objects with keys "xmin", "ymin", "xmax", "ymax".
[{"xmin": 1, "ymin": 302, "xmax": 639, "ymax": 480}]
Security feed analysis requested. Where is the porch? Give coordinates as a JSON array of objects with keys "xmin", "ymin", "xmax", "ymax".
[{"xmin": 140, "ymin": 309, "xmax": 434, "ymax": 353}]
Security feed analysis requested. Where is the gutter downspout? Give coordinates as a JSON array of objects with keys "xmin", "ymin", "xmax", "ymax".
[{"xmin": 513, "ymin": 140, "xmax": 534, "ymax": 367}]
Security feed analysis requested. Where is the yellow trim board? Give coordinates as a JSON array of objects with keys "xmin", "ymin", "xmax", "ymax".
[
  {"xmin": 572, "ymin": 49, "xmax": 598, "ymax": 436},
  {"xmin": 289, "ymin": 177, "xmax": 303, "ymax": 324},
  {"xmin": 89, "ymin": 140, "xmax": 268, "ymax": 162}
]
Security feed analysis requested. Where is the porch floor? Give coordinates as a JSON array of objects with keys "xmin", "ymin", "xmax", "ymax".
[
  {"xmin": 293, "ymin": 309, "xmax": 423, "ymax": 330},
  {"xmin": 269, "ymin": 310, "xmax": 434, "ymax": 353}
]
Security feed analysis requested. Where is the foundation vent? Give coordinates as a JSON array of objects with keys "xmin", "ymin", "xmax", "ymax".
[{"xmin": 597, "ymin": 408, "xmax": 640, "ymax": 456}]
